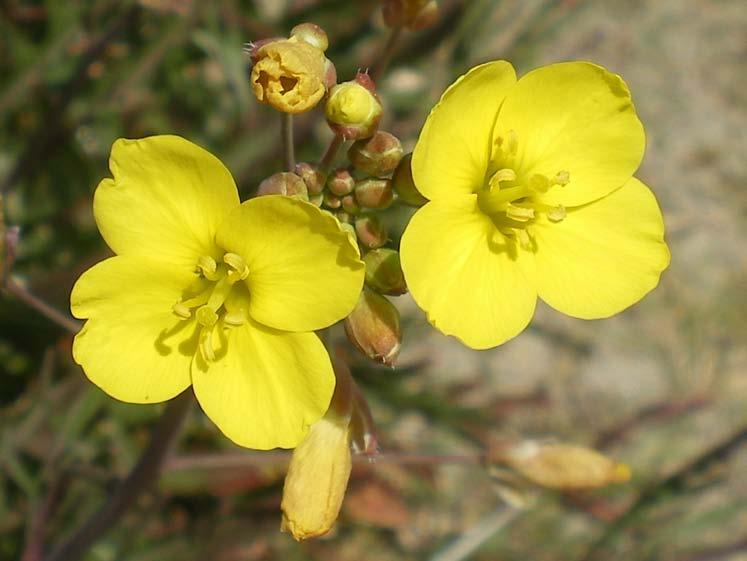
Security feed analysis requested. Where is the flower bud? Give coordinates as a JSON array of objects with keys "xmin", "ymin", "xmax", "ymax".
[
  {"xmin": 490, "ymin": 440, "xmax": 632, "ymax": 491},
  {"xmin": 341, "ymin": 194, "xmax": 360, "ymax": 215},
  {"xmin": 354, "ymin": 178, "xmax": 393, "ymax": 210},
  {"xmin": 364, "ymin": 248, "xmax": 407, "ymax": 296},
  {"xmin": 309, "ymin": 193, "xmax": 324, "ymax": 207},
  {"xmin": 327, "ymin": 168, "xmax": 355, "ymax": 197},
  {"xmin": 251, "ymin": 38, "xmax": 327, "ymax": 113},
  {"xmin": 348, "ymin": 131, "xmax": 404, "ymax": 178},
  {"xmin": 257, "ymin": 172, "xmax": 308, "ymax": 200},
  {"xmin": 382, "ymin": 0, "xmax": 439, "ymax": 31},
  {"xmin": 325, "ymin": 73, "xmax": 383, "ymax": 140},
  {"xmin": 391, "ymin": 153, "xmax": 428, "ymax": 206},
  {"xmin": 294, "ymin": 162, "xmax": 327, "ymax": 195},
  {"xmin": 323, "ymin": 191, "xmax": 342, "ymax": 209},
  {"xmin": 344, "ymin": 288, "xmax": 401, "ymax": 366},
  {"xmin": 290, "ymin": 22, "xmax": 329, "ymax": 52},
  {"xmin": 354, "ymin": 215, "xmax": 387, "ymax": 249}
]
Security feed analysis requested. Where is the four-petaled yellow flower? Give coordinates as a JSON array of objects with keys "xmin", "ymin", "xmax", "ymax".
[
  {"xmin": 71, "ymin": 135, "xmax": 364, "ymax": 449},
  {"xmin": 400, "ymin": 61, "xmax": 670, "ymax": 349}
]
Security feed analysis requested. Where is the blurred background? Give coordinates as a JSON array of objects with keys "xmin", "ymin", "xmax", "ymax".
[{"xmin": 1, "ymin": 0, "xmax": 746, "ymax": 560}]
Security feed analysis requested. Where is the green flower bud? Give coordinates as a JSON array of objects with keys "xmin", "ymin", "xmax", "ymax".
[
  {"xmin": 354, "ymin": 215, "xmax": 387, "ymax": 249},
  {"xmin": 354, "ymin": 178, "xmax": 393, "ymax": 210},
  {"xmin": 325, "ymin": 73, "xmax": 383, "ymax": 140},
  {"xmin": 295, "ymin": 162, "xmax": 327, "ymax": 195},
  {"xmin": 364, "ymin": 248, "xmax": 407, "ymax": 296},
  {"xmin": 391, "ymin": 153, "xmax": 428, "ymax": 206},
  {"xmin": 327, "ymin": 168, "xmax": 355, "ymax": 196},
  {"xmin": 341, "ymin": 194, "xmax": 360, "ymax": 215},
  {"xmin": 344, "ymin": 288, "xmax": 401, "ymax": 366},
  {"xmin": 257, "ymin": 172, "xmax": 308, "ymax": 200},
  {"xmin": 290, "ymin": 22, "xmax": 329, "ymax": 52},
  {"xmin": 348, "ymin": 131, "xmax": 403, "ymax": 178}
]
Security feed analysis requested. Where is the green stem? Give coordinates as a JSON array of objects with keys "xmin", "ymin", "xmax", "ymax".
[{"xmin": 281, "ymin": 112, "xmax": 295, "ymax": 171}]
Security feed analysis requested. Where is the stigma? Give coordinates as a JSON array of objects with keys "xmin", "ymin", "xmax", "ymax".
[{"xmin": 172, "ymin": 252, "xmax": 251, "ymax": 361}]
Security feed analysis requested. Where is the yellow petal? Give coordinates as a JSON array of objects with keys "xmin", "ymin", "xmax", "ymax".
[
  {"xmin": 281, "ymin": 415, "xmax": 352, "ymax": 540},
  {"xmin": 400, "ymin": 195, "xmax": 537, "ymax": 349},
  {"xmin": 493, "ymin": 62, "xmax": 645, "ymax": 207},
  {"xmin": 412, "ymin": 61, "xmax": 517, "ymax": 200},
  {"xmin": 94, "ymin": 135, "xmax": 240, "ymax": 269},
  {"xmin": 191, "ymin": 318, "xmax": 335, "ymax": 449},
  {"xmin": 215, "ymin": 196, "xmax": 365, "ymax": 332},
  {"xmin": 71, "ymin": 256, "xmax": 197, "ymax": 403},
  {"xmin": 532, "ymin": 177, "xmax": 670, "ymax": 318}
]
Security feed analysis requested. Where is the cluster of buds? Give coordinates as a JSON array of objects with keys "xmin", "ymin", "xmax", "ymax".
[{"xmin": 247, "ymin": 23, "xmax": 336, "ymax": 113}]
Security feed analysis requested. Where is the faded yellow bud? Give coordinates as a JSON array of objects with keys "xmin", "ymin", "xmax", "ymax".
[
  {"xmin": 325, "ymin": 73, "xmax": 383, "ymax": 140},
  {"xmin": 281, "ymin": 416, "xmax": 352, "ymax": 540},
  {"xmin": 257, "ymin": 172, "xmax": 308, "ymax": 200},
  {"xmin": 348, "ymin": 131, "xmax": 403, "ymax": 178},
  {"xmin": 392, "ymin": 153, "xmax": 428, "ymax": 206},
  {"xmin": 251, "ymin": 37, "xmax": 327, "ymax": 113},
  {"xmin": 492, "ymin": 441, "xmax": 631, "ymax": 491},
  {"xmin": 344, "ymin": 288, "xmax": 401, "ymax": 366},
  {"xmin": 364, "ymin": 248, "xmax": 407, "ymax": 296}
]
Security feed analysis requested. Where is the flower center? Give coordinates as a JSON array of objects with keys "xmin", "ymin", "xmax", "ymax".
[
  {"xmin": 172, "ymin": 253, "xmax": 250, "ymax": 361},
  {"xmin": 477, "ymin": 130, "xmax": 569, "ymax": 250}
]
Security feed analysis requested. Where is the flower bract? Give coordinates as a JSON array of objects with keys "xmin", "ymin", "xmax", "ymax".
[
  {"xmin": 71, "ymin": 135, "xmax": 364, "ymax": 449},
  {"xmin": 400, "ymin": 61, "xmax": 670, "ymax": 349}
]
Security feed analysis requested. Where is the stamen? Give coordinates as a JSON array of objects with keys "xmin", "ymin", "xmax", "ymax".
[
  {"xmin": 223, "ymin": 252, "xmax": 250, "ymax": 281},
  {"xmin": 505, "ymin": 204, "xmax": 535, "ymax": 222},
  {"xmin": 489, "ymin": 168, "xmax": 517, "ymax": 190},
  {"xmin": 172, "ymin": 302, "xmax": 192, "ymax": 319},
  {"xmin": 515, "ymin": 228, "xmax": 532, "ymax": 250},
  {"xmin": 199, "ymin": 327, "xmax": 216, "ymax": 361},
  {"xmin": 554, "ymin": 170, "xmax": 570, "ymax": 186},
  {"xmin": 197, "ymin": 256, "xmax": 220, "ymax": 281},
  {"xmin": 548, "ymin": 205, "xmax": 567, "ymax": 222}
]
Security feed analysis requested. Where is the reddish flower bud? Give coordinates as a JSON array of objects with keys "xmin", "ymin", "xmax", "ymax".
[
  {"xmin": 364, "ymin": 248, "xmax": 407, "ymax": 296},
  {"xmin": 290, "ymin": 22, "xmax": 329, "ymax": 52},
  {"xmin": 344, "ymin": 288, "xmax": 401, "ymax": 366},
  {"xmin": 354, "ymin": 215, "xmax": 387, "ymax": 249},
  {"xmin": 257, "ymin": 172, "xmax": 308, "ymax": 200},
  {"xmin": 348, "ymin": 131, "xmax": 404, "ymax": 178},
  {"xmin": 391, "ymin": 153, "xmax": 427, "ymax": 206},
  {"xmin": 354, "ymin": 178, "xmax": 393, "ymax": 210},
  {"xmin": 327, "ymin": 168, "xmax": 356, "ymax": 196},
  {"xmin": 294, "ymin": 162, "xmax": 327, "ymax": 195}
]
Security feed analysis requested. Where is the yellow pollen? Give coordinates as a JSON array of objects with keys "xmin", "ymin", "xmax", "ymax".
[
  {"xmin": 173, "ymin": 253, "xmax": 252, "ymax": 361},
  {"xmin": 554, "ymin": 170, "xmax": 570, "ymax": 186},
  {"xmin": 505, "ymin": 204, "xmax": 535, "ymax": 222},
  {"xmin": 548, "ymin": 205, "xmax": 567, "ymax": 222}
]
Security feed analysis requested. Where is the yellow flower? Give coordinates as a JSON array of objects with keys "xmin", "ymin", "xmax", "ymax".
[
  {"xmin": 251, "ymin": 37, "xmax": 328, "ymax": 113},
  {"xmin": 400, "ymin": 61, "xmax": 670, "ymax": 349},
  {"xmin": 70, "ymin": 135, "xmax": 364, "ymax": 449}
]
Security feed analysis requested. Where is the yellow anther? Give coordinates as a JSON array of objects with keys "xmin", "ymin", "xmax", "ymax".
[
  {"xmin": 548, "ymin": 205, "xmax": 567, "ymax": 222},
  {"xmin": 507, "ymin": 130, "xmax": 518, "ymax": 156},
  {"xmin": 196, "ymin": 305, "xmax": 218, "ymax": 327},
  {"xmin": 554, "ymin": 170, "xmax": 570, "ymax": 186},
  {"xmin": 224, "ymin": 309, "xmax": 247, "ymax": 326},
  {"xmin": 490, "ymin": 168, "xmax": 517, "ymax": 189},
  {"xmin": 506, "ymin": 204, "xmax": 535, "ymax": 222},
  {"xmin": 197, "ymin": 256, "xmax": 220, "ymax": 280},
  {"xmin": 223, "ymin": 252, "xmax": 250, "ymax": 281},
  {"xmin": 172, "ymin": 302, "xmax": 192, "ymax": 319}
]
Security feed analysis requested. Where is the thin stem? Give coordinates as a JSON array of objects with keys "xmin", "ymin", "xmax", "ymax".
[
  {"xmin": 4, "ymin": 278, "xmax": 81, "ymax": 334},
  {"xmin": 318, "ymin": 134, "xmax": 343, "ymax": 173},
  {"xmin": 281, "ymin": 112, "xmax": 295, "ymax": 171},
  {"xmin": 428, "ymin": 507, "xmax": 521, "ymax": 561},
  {"xmin": 165, "ymin": 451, "xmax": 484, "ymax": 471},
  {"xmin": 41, "ymin": 390, "xmax": 194, "ymax": 561},
  {"xmin": 372, "ymin": 26, "xmax": 403, "ymax": 82}
]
